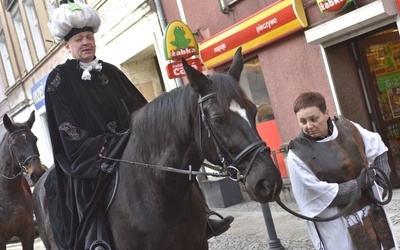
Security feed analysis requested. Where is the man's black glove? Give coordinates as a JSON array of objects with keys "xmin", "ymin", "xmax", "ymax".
[{"xmin": 357, "ymin": 168, "xmax": 376, "ymax": 190}]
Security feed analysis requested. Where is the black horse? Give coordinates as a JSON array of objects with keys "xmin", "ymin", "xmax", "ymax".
[
  {"xmin": 33, "ymin": 47, "xmax": 283, "ymax": 249},
  {"xmin": 0, "ymin": 111, "xmax": 46, "ymax": 250}
]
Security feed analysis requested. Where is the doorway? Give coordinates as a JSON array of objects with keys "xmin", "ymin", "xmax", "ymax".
[{"xmin": 355, "ymin": 23, "xmax": 400, "ymax": 186}]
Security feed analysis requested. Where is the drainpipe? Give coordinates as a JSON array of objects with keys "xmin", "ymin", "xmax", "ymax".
[
  {"xmin": 153, "ymin": 0, "xmax": 184, "ymax": 87},
  {"xmin": 153, "ymin": 0, "xmax": 167, "ymax": 32}
]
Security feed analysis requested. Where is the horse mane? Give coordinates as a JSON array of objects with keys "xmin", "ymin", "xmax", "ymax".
[
  {"xmin": 130, "ymin": 85, "xmax": 197, "ymax": 151},
  {"xmin": 129, "ymin": 73, "xmax": 250, "ymax": 159}
]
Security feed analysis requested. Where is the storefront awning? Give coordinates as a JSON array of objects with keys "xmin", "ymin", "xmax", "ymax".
[
  {"xmin": 199, "ymin": 0, "xmax": 307, "ymax": 69},
  {"xmin": 305, "ymin": 0, "xmax": 398, "ymax": 47}
]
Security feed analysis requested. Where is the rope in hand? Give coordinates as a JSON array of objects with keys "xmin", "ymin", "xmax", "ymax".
[{"xmin": 276, "ymin": 167, "xmax": 392, "ymax": 222}]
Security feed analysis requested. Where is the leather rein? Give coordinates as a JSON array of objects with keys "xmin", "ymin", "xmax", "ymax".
[
  {"xmin": 101, "ymin": 92, "xmax": 268, "ymax": 181},
  {"xmin": 276, "ymin": 167, "xmax": 393, "ymax": 222},
  {"xmin": 1, "ymin": 129, "xmax": 40, "ymax": 180}
]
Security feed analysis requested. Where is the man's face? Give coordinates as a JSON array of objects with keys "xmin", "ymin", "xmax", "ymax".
[
  {"xmin": 296, "ymin": 106, "xmax": 329, "ymax": 138},
  {"xmin": 65, "ymin": 31, "xmax": 96, "ymax": 63}
]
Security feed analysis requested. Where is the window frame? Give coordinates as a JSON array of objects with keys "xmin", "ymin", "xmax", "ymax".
[
  {"xmin": 12, "ymin": 10, "xmax": 33, "ymax": 71},
  {"xmin": 0, "ymin": 31, "xmax": 16, "ymax": 87},
  {"xmin": 23, "ymin": 0, "xmax": 46, "ymax": 60}
]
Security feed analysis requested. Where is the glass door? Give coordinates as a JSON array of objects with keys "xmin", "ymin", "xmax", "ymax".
[{"xmin": 356, "ymin": 24, "xmax": 400, "ymax": 184}]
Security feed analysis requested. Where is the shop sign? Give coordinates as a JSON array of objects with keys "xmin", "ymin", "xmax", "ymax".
[
  {"xmin": 397, "ymin": 0, "xmax": 400, "ymax": 13},
  {"xmin": 376, "ymin": 71, "xmax": 400, "ymax": 91},
  {"xmin": 31, "ymin": 74, "xmax": 48, "ymax": 110},
  {"xmin": 199, "ymin": 0, "xmax": 308, "ymax": 69},
  {"xmin": 164, "ymin": 20, "xmax": 199, "ymax": 60},
  {"xmin": 317, "ymin": 0, "xmax": 353, "ymax": 13},
  {"xmin": 166, "ymin": 58, "xmax": 202, "ymax": 79}
]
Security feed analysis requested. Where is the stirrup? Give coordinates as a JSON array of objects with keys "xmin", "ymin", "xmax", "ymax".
[
  {"xmin": 89, "ymin": 240, "xmax": 111, "ymax": 250},
  {"xmin": 207, "ymin": 210, "xmax": 224, "ymax": 220},
  {"xmin": 206, "ymin": 210, "xmax": 234, "ymax": 239}
]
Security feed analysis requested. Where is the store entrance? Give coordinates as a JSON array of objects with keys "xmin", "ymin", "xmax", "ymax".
[{"xmin": 355, "ymin": 23, "xmax": 400, "ymax": 186}]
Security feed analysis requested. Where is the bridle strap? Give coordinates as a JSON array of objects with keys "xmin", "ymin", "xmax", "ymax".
[
  {"xmin": 2, "ymin": 129, "xmax": 40, "ymax": 180},
  {"xmin": 198, "ymin": 93, "xmax": 267, "ymax": 180},
  {"xmin": 198, "ymin": 93, "xmax": 230, "ymax": 167},
  {"xmin": 232, "ymin": 140, "xmax": 266, "ymax": 166}
]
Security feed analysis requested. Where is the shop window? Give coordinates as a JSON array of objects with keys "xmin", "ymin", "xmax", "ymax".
[
  {"xmin": 23, "ymin": 0, "xmax": 46, "ymax": 60},
  {"xmin": 240, "ymin": 58, "xmax": 274, "ymax": 123},
  {"xmin": 0, "ymin": 31, "xmax": 15, "ymax": 86},
  {"xmin": 12, "ymin": 11, "xmax": 33, "ymax": 71}
]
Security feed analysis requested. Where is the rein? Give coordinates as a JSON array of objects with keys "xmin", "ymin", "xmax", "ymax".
[
  {"xmin": 1, "ymin": 129, "xmax": 40, "ymax": 180},
  {"xmin": 100, "ymin": 156, "xmax": 228, "ymax": 180},
  {"xmin": 276, "ymin": 167, "xmax": 392, "ymax": 222}
]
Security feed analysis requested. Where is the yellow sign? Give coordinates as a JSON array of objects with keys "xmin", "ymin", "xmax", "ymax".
[{"xmin": 164, "ymin": 21, "xmax": 199, "ymax": 60}]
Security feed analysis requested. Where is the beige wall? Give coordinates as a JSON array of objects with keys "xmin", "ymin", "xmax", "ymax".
[{"xmin": 121, "ymin": 58, "xmax": 163, "ymax": 101}]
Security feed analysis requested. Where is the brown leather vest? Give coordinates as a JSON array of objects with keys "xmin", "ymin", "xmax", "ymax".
[{"xmin": 290, "ymin": 115, "xmax": 368, "ymax": 184}]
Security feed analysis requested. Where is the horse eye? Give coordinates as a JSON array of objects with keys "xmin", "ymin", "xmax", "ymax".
[{"xmin": 212, "ymin": 116, "xmax": 225, "ymax": 125}]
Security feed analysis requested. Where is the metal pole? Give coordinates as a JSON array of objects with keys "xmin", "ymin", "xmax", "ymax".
[{"xmin": 260, "ymin": 203, "xmax": 284, "ymax": 250}]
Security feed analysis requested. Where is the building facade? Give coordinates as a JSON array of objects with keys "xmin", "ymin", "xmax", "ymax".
[
  {"xmin": 1, "ymin": 0, "xmax": 400, "ymax": 185},
  {"xmin": 160, "ymin": 0, "xmax": 400, "ymax": 184},
  {"xmin": 0, "ymin": 0, "xmax": 179, "ymax": 168}
]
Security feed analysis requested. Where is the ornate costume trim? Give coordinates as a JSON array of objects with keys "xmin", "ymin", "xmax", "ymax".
[{"xmin": 59, "ymin": 122, "xmax": 82, "ymax": 140}]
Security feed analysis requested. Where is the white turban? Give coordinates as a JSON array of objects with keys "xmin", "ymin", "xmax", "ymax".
[{"xmin": 48, "ymin": 0, "xmax": 101, "ymax": 43}]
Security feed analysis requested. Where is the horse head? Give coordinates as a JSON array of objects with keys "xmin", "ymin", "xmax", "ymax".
[
  {"xmin": 3, "ymin": 111, "xmax": 45, "ymax": 184},
  {"xmin": 182, "ymin": 47, "xmax": 283, "ymax": 203}
]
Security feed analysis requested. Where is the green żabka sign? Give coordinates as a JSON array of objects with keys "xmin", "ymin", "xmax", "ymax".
[{"xmin": 377, "ymin": 71, "xmax": 400, "ymax": 91}]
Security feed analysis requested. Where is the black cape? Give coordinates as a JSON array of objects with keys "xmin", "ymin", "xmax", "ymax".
[{"xmin": 44, "ymin": 59, "xmax": 147, "ymax": 249}]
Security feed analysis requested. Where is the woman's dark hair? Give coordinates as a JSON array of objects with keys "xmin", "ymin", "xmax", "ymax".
[{"xmin": 293, "ymin": 92, "xmax": 327, "ymax": 114}]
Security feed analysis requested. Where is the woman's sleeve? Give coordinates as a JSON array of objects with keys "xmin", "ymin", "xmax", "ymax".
[
  {"xmin": 351, "ymin": 121, "xmax": 388, "ymax": 164},
  {"xmin": 287, "ymin": 150, "xmax": 338, "ymax": 217}
]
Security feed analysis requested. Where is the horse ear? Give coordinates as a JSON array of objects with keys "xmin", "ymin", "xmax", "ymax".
[
  {"xmin": 27, "ymin": 110, "xmax": 35, "ymax": 129},
  {"xmin": 227, "ymin": 47, "xmax": 244, "ymax": 82},
  {"xmin": 182, "ymin": 59, "xmax": 209, "ymax": 95},
  {"xmin": 3, "ymin": 114, "xmax": 13, "ymax": 131}
]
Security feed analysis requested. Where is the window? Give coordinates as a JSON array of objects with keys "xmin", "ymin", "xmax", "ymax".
[
  {"xmin": 240, "ymin": 58, "xmax": 274, "ymax": 123},
  {"xmin": 44, "ymin": 0, "xmax": 58, "ymax": 18},
  {"xmin": 23, "ymin": 0, "xmax": 46, "ymax": 60},
  {"xmin": 0, "ymin": 68, "xmax": 5, "ymax": 100},
  {"xmin": 13, "ymin": 11, "xmax": 33, "ymax": 71},
  {"xmin": 0, "ymin": 31, "xmax": 15, "ymax": 86}
]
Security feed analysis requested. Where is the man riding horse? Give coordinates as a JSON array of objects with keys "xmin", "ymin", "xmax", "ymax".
[{"xmin": 45, "ymin": 1, "xmax": 233, "ymax": 249}]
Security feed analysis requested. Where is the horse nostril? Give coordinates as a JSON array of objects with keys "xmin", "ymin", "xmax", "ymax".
[{"xmin": 256, "ymin": 180, "xmax": 272, "ymax": 199}]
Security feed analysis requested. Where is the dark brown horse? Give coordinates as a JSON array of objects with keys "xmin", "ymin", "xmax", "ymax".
[
  {"xmin": 0, "ymin": 110, "xmax": 46, "ymax": 250},
  {"xmin": 33, "ymin": 47, "xmax": 283, "ymax": 249}
]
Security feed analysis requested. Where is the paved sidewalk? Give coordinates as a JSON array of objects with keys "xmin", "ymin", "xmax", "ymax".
[
  {"xmin": 7, "ymin": 188, "xmax": 400, "ymax": 249},
  {"xmin": 208, "ymin": 188, "xmax": 400, "ymax": 250}
]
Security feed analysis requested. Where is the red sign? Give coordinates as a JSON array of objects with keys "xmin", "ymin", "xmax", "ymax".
[
  {"xmin": 317, "ymin": 0, "xmax": 353, "ymax": 13},
  {"xmin": 166, "ymin": 58, "xmax": 202, "ymax": 79},
  {"xmin": 199, "ymin": 0, "xmax": 308, "ymax": 69},
  {"xmin": 397, "ymin": 0, "xmax": 400, "ymax": 12}
]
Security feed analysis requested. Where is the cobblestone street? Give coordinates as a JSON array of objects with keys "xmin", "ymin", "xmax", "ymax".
[{"xmin": 7, "ymin": 188, "xmax": 400, "ymax": 249}]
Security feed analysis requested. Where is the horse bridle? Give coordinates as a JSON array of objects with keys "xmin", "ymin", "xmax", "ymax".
[
  {"xmin": 1, "ymin": 129, "xmax": 40, "ymax": 180},
  {"xmin": 101, "ymin": 93, "xmax": 269, "ymax": 181},
  {"xmin": 198, "ymin": 93, "xmax": 269, "ymax": 182}
]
